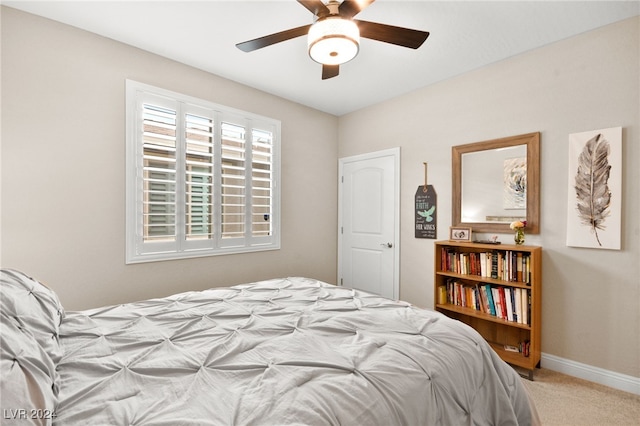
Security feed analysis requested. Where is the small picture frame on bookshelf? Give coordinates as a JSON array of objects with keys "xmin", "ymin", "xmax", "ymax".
[{"xmin": 449, "ymin": 226, "xmax": 472, "ymax": 242}]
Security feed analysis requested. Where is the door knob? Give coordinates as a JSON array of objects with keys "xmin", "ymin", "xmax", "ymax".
[{"xmin": 380, "ymin": 243, "xmax": 393, "ymax": 248}]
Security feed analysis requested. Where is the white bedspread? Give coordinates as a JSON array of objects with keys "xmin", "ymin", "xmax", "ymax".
[{"xmin": 52, "ymin": 277, "xmax": 536, "ymax": 425}]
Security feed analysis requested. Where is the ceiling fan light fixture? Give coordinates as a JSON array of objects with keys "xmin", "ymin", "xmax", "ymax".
[{"xmin": 308, "ymin": 17, "xmax": 360, "ymax": 66}]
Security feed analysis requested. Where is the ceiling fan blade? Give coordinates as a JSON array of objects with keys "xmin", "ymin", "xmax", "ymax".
[
  {"xmin": 236, "ymin": 24, "xmax": 311, "ymax": 52},
  {"xmin": 322, "ymin": 64, "xmax": 340, "ymax": 80},
  {"xmin": 355, "ymin": 20, "xmax": 429, "ymax": 49},
  {"xmin": 297, "ymin": 0, "xmax": 330, "ymax": 17},
  {"xmin": 339, "ymin": 0, "xmax": 376, "ymax": 18}
]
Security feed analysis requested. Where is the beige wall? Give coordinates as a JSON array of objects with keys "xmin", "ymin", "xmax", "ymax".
[
  {"xmin": 338, "ymin": 17, "xmax": 640, "ymax": 378},
  {"xmin": 1, "ymin": 7, "xmax": 339, "ymax": 309}
]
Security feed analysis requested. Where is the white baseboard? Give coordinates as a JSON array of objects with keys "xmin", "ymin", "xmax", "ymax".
[{"xmin": 542, "ymin": 352, "xmax": 640, "ymax": 395}]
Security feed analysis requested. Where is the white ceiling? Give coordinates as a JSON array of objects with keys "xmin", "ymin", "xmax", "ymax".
[{"xmin": 4, "ymin": 1, "xmax": 639, "ymax": 116}]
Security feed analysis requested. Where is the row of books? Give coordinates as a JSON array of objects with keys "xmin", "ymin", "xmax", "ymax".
[
  {"xmin": 438, "ymin": 279, "xmax": 531, "ymax": 325},
  {"xmin": 504, "ymin": 340, "xmax": 531, "ymax": 357},
  {"xmin": 440, "ymin": 248, "xmax": 532, "ymax": 284}
]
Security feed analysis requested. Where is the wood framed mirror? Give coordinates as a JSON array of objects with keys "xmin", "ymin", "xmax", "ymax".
[{"xmin": 452, "ymin": 132, "xmax": 540, "ymax": 234}]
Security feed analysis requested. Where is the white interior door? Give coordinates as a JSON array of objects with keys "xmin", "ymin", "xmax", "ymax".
[{"xmin": 338, "ymin": 148, "xmax": 399, "ymax": 300}]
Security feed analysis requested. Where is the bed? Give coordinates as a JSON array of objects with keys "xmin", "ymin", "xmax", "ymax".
[{"xmin": 1, "ymin": 269, "xmax": 539, "ymax": 425}]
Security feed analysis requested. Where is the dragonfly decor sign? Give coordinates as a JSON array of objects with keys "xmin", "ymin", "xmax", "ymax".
[{"xmin": 415, "ymin": 163, "xmax": 437, "ymax": 239}]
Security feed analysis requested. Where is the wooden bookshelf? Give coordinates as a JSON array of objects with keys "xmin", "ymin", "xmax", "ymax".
[{"xmin": 434, "ymin": 240, "xmax": 541, "ymax": 379}]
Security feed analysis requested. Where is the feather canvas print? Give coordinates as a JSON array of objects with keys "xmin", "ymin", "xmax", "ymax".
[
  {"xmin": 566, "ymin": 127, "xmax": 622, "ymax": 250},
  {"xmin": 574, "ymin": 134, "xmax": 611, "ymax": 246}
]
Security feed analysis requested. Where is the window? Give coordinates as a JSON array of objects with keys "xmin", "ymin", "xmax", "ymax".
[{"xmin": 126, "ymin": 80, "xmax": 280, "ymax": 263}]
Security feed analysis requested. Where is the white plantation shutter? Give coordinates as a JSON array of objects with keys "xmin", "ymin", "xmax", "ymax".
[
  {"xmin": 142, "ymin": 104, "xmax": 177, "ymax": 244},
  {"xmin": 126, "ymin": 81, "xmax": 280, "ymax": 263},
  {"xmin": 251, "ymin": 127, "xmax": 274, "ymax": 241},
  {"xmin": 184, "ymin": 109, "xmax": 215, "ymax": 248},
  {"xmin": 220, "ymin": 122, "xmax": 247, "ymax": 242}
]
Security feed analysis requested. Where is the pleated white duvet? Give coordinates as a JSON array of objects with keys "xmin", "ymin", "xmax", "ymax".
[
  {"xmin": 54, "ymin": 277, "xmax": 537, "ymax": 425},
  {"xmin": 1, "ymin": 271, "xmax": 538, "ymax": 425}
]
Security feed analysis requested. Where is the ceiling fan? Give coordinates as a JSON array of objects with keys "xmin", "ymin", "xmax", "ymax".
[{"xmin": 236, "ymin": 0, "xmax": 430, "ymax": 80}]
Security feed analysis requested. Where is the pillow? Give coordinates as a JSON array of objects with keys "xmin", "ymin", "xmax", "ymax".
[
  {"xmin": 0, "ymin": 270, "xmax": 64, "ymax": 363},
  {"xmin": 0, "ymin": 270, "xmax": 65, "ymax": 424}
]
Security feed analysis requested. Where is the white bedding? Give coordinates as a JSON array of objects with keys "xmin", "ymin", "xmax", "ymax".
[{"xmin": 1, "ymin": 272, "xmax": 539, "ymax": 425}]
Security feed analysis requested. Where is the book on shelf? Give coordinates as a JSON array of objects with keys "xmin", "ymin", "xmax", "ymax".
[
  {"xmin": 514, "ymin": 288, "xmax": 522, "ymax": 324},
  {"xmin": 521, "ymin": 289, "xmax": 529, "ymax": 325},
  {"xmin": 492, "ymin": 287, "xmax": 503, "ymax": 319},
  {"xmin": 516, "ymin": 252, "xmax": 523, "ymax": 282},
  {"xmin": 484, "ymin": 284, "xmax": 496, "ymax": 316},
  {"xmin": 437, "ymin": 285, "xmax": 447, "ymax": 305},
  {"xmin": 491, "ymin": 252, "xmax": 499, "ymax": 279},
  {"xmin": 505, "ymin": 287, "xmax": 514, "ymax": 322}
]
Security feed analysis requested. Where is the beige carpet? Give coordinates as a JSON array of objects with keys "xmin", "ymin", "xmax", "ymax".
[{"xmin": 521, "ymin": 368, "xmax": 640, "ymax": 425}]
